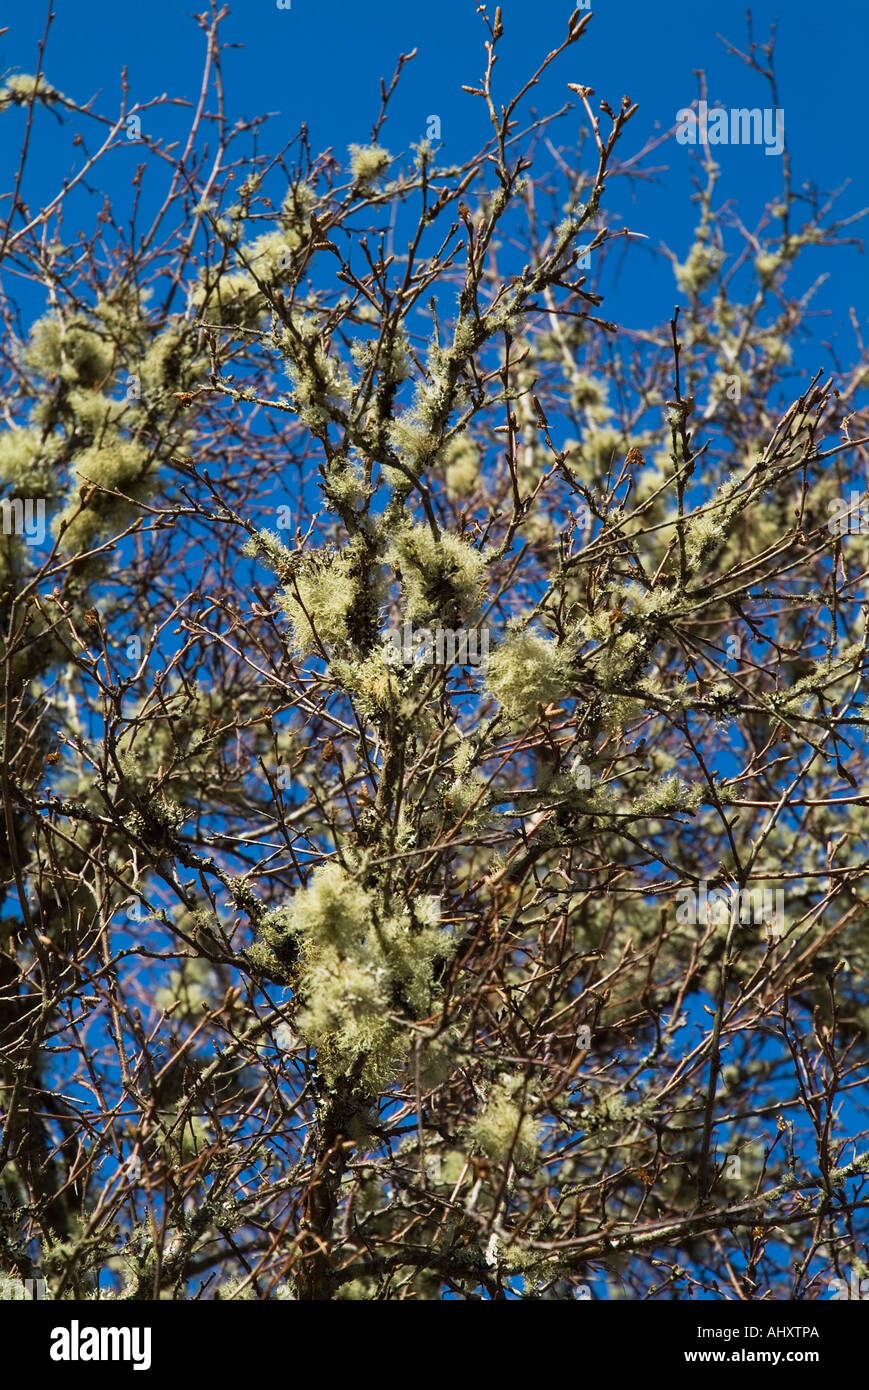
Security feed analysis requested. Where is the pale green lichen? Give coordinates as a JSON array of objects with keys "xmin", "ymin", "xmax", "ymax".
[
  {"xmin": 581, "ymin": 425, "xmax": 624, "ymax": 470},
  {"xmin": 467, "ymin": 1074, "xmax": 540, "ymax": 1170},
  {"xmin": 387, "ymin": 523, "xmax": 486, "ymax": 627},
  {"xmin": 683, "ymin": 483, "xmax": 740, "ymax": 572},
  {"xmin": 278, "ymin": 538, "xmax": 380, "ymax": 656},
  {"xmin": 259, "ymin": 863, "xmax": 451, "ymax": 1092},
  {"xmin": 350, "ymin": 328, "xmax": 412, "ymax": 385},
  {"xmin": 0, "ymin": 426, "xmax": 61, "ymax": 495},
  {"xmin": 675, "ymin": 242, "xmax": 726, "ymax": 294},
  {"xmin": 569, "ymin": 373, "xmax": 606, "ymax": 411},
  {"xmin": 594, "ymin": 631, "xmax": 648, "ymax": 690},
  {"xmin": 442, "ymin": 768, "xmax": 490, "ymax": 831},
  {"xmin": 54, "ymin": 437, "xmax": 152, "ymax": 550},
  {"xmin": 242, "ymin": 528, "xmax": 294, "ymax": 580},
  {"xmin": 242, "ymin": 231, "xmax": 301, "ymax": 281},
  {"xmin": 23, "ymin": 316, "xmax": 113, "ymax": 388},
  {"xmin": 348, "ymin": 144, "xmax": 391, "ymax": 186},
  {"xmin": 281, "ymin": 179, "xmax": 318, "ymax": 229},
  {"xmin": 755, "ymin": 252, "xmax": 784, "ymax": 286},
  {"xmin": 443, "ymin": 434, "xmax": 480, "ymax": 498},
  {"xmin": 0, "ymin": 73, "xmax": 64, "ymax": 108},
  {"xmin": 322, "ymin": 456, "xmax": 368, "ymax": 511},
  {"xmin": 65, "ymin": 389, "xmax": 128, "ymax": 439},
  {"xmin": 387, "ymin": 411, "xmax": 442, "ymax": 470},
  {"xmin": 139, "ymin": 325, "xmax": 199, "ymax": 397},
  {"xmin": 631, "ymin": 774, "xmax": 702, "ymax": 817},
  {"xmin": 190, "ymin": 272, "xmax": 264, "ymax": 331},
  {"xmin": 279, "ymin": 315, "xmax": 352, "ymax": 431},
  {"xmin": 154, "ymin": 958, "xmax": 219, "ymax": 1021},
  {"xmin": 261, "ymin": 862, "xmax": 374, "ymax": 956},
  {"xmin": 683, "ymin": 509, "xmax": 725, "ymax": 570},
  {"xmin": 598, "ymin": 694, "xmax": 643, "ymax": 732},
  {"xmin": 73, "ymin": 438, "xmax": 150, "ymax": 492},
  {"xmin": 759, "ymin": 336, "xmax": 792, "ymax": 366},
  {"xmin": 484, "ymin": 626, "xmax": 571, "ymax": 725},
  {"xmin": 331, "ymin": 648, "xmax": 401, "ymax": 720}
]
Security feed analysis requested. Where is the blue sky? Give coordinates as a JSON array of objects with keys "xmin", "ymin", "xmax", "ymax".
[{"xmin": 3, "ymin": 0, "xmax": 868, "ymax": 355}]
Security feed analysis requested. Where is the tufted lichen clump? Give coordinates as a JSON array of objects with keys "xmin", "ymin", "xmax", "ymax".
[
  {"xmin": 484, "ymin": 626, "xmax": 572, "ymax": 725},
  {"xmin": 348, "ymin": 144, "xmax": 391, "ymax": 187},
  {"xmin": 467, "ymin": 1074, "xmax": 540, "ymax": 1171},
  {"xmin": 276, "ymin": 538, "xmax": 381, "ymax": 656},
  {"xmin": 0, "ymin": 73, "xmax": 64, "ymax": 108},
  {"xmin": 443, "ymin": 434, "xmax": 480, "ymax": 498},
  {"xmin": 0, "ymin": 426, "xmax": 62, "ymax": 496},
  {"xmin": 631, "ymin": 774, "xmax": 703, "ymax": 817},
  {"xmin": 387, "ymin": 523, "xmax": 486, "ymax": 627},
  {"xmin": 258, "ymin": 863, "xmax": 452, "ymax": 1093},
  {"xmin": 56, "ymin": 438, "xmax": 152, "ymax": 551},
  {"xmin": 23, "ymin": 315, "xmax": 113, "ymax": 387},
  {"xmin": 330, "ymin": 648, "xmax": 404, "ymax": 722}
]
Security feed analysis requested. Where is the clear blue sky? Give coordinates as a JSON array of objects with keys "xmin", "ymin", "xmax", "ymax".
[{"xmin": 2, "ymin": 0, "xmax": 868, "ymax": 360}]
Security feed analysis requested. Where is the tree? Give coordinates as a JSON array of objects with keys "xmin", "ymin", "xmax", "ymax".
[{"xmin": 1, "ymin": 3, "xmax": 868, "ymax": 1302}]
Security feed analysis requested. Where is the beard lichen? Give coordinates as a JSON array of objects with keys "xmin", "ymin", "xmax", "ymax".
[
  {"xmin": 277, "ymin": 538, "xmax": 383, "ymax": 657},
  {"xmin": 443, "ymin": 434, "xmax": 480, "ymax": 499},
  {"xmin": 23, "ymin": 315, "xmax": 113, "ymax": 388},
  {"xmin": 56, "ymin": 438, "xmax": 152, "ymax": 551},
  {"xmin": 387, "ymin": 522, "xmax": 486, "ymax": 628},
  {"xmin": 467, "ymin": 1073, "xmax": 540, "ymax": 1171},
  {"xmin": 258, "ymin": 863, "xmax": 451, "ymax": 1094},
  {"xmin": 348, "ymin": 143, "xmax": 391, "ymax": 187},
  {"xmin": 484, "ymin": 625, "xmax": 572, "ymax": 726}
]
